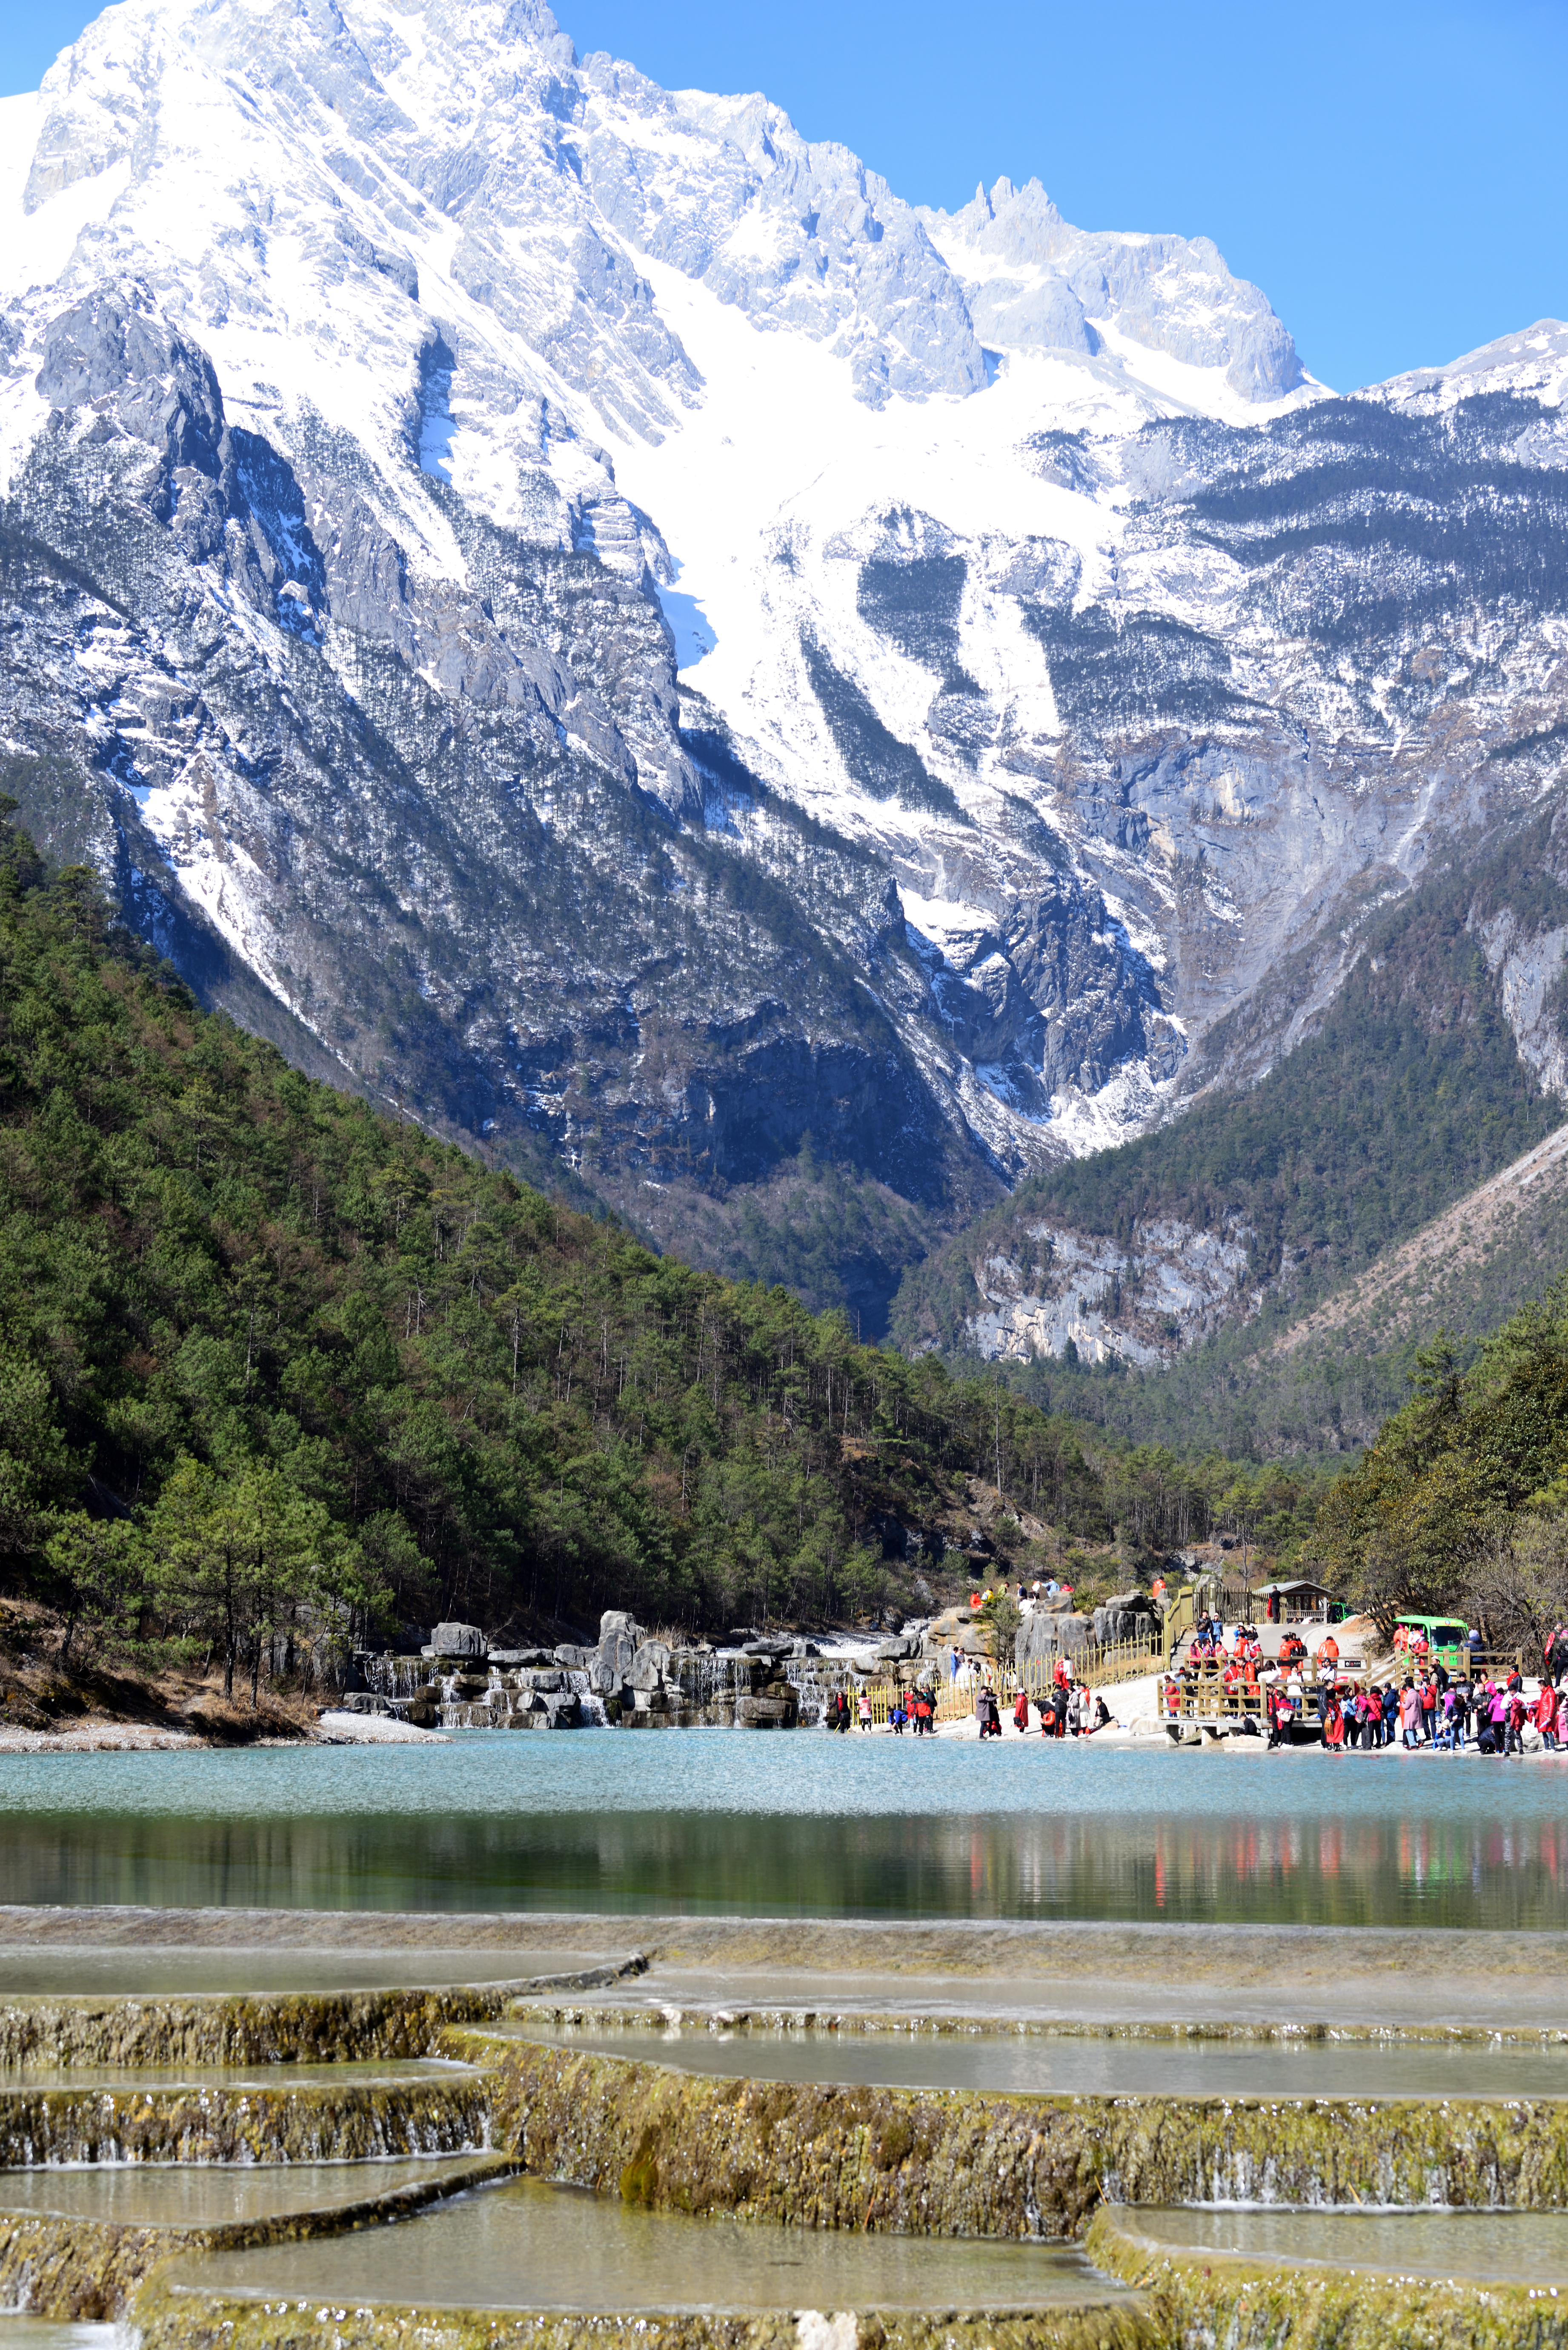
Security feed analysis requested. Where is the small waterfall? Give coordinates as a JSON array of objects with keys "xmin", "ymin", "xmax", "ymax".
[
  {"xmin": 346, "ymin": 1634, "xmax": 923, "ymax": 1731},
  {"xmin": 564, "ymin": 1668, "xmax": 609, "ymax": 1724},
  {"xmin": 363, "ymin": 1655, "xmax": 430, "ymax": 1701}
]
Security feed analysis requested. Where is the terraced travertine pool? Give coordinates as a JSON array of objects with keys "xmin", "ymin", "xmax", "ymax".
[
  {"xmin": 3, "ymin": 1736, "xmax": 1568, "ymax": 2345},
  {"xmin": 1127, "ymin": 2206, "xmax": 1568, "ymax": 2282},
  {"xmin": 0, "ymin": 2059, "xmax": 480, "ymax": 2089},
  {"xmin": 497, "ymin": 2018, "xmax": 1568, "ymax": 2102},
  {"xmin": 169, "ymin": 2176, "xmax": 1128, "ymax": 2313},
  {"xmin": 0, "ymin": 2322, "xmax": 120, "ymax": 2350},
  {"xmin": 0, "ymin": 2159, "xmax": 485, "ymax": 2227}
]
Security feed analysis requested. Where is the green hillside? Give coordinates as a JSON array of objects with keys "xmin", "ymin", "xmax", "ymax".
[
  {"xmin": 0, "ymin": 803, "xmax": 1317, "ymax": 1693},
  {"xmin": 1310, "ymin": 1280, "xmax": 1568, "ymax": 1651}
]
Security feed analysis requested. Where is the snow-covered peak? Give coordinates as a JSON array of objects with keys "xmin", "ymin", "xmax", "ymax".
[
  {"xmin": 1368, "ymin": 318, "xmax": 1568, "ymax": 415},
  {"xmin": 924, "ymin": 174, "xmax": 1313, "ymax": 408},
  {"xmin": 19, "ymin": 0, "xmax": 1519, "ymax": 1202}
]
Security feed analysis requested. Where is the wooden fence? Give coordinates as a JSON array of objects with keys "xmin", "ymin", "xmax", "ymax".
[{"xmin": 833, "ymin": 1633, "xmax": 1166, "ymax": 1730}]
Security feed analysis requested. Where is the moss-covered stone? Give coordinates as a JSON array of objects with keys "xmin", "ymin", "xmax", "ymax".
[
  {"xmin": 461, "ymin": 2033, "xmax": 1109, "ymax": 2238},
  {"xmin": 0, "ymin": 1986, "xmax": 517, "ymax": 2068},
  {"xmin": 131, "ymin": 2281, "xmax": 1156, "ymax": 2350},
  {"xmin": 0, "ymin": 2076, "xmax": 489, "ymax": 2166},
  {"xmin": 504, "ymin": 2001, "xmax": 1568, "ymax": 2049},
  {"xmin": 457, "ymin": 2033, "xmax": 1568, "ymax": 2231},
  {"xmin": 1086, "ymin": 2204, "xmax": 1568, "ymax": 2350}
]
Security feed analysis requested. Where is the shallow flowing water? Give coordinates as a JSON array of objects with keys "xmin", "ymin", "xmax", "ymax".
[
  {"xmin": 0, "ymin": 2322, "xmax": 123, "ymax": 2350},
  {"xmin": 0, "ymin": 2159, "xmax": 484, "ymax": 2227},
  {"xmin": 1133, "ymin": 2204, "xmax": 1568, "ymax": 2281},
  {"xmin": 501, "ymin": 2021, "xmax": 1568, "ymax": 2102},
  {"xmin": 174, "ymin": 2175, "xmax": 1130, "ymax": 2312},
  {"xmin": 3, "ymin": 1736, "xmax": 1568, "ymax": 1927}
]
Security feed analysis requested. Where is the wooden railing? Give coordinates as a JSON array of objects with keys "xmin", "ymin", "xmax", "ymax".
[
  {"xmin": 1174, "ymin": 1679, "xmax": 1265, "ymax": 1723},
  {"xmin": 1079, "ymin": 1635, "xmax": 1165, "ymax": 1688},
  {"xmin": 835, "ymin": 1637, "xmax": 1165, "ymax": 1731},
  {"xmin": 1159, "ymin": 1585, "xmax": 1195, "ymax": 1669}
]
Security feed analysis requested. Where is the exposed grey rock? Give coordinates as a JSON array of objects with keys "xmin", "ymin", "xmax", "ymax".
[
  {"xmin": 596, "ymin": 1627, "xmax": 638, "ymax": 1683},
  {"xmin": 430, "ymin": 1622, "xmax": 487, "ymax": 1658},
  {"xmin": 924, "ymin": 176, "xmax": 1305, "ymax": 401},
  {"xmin": 627, "ymin": 1639, "xmax": 672, "ymax": 1691},
  {"xmin": 3, "ymin": 0, "xmax": 1567, "ymax": 1358},
  {"xmin": 1016, "ymin": 1611, "xmax": 1092, "ymax": 1668},
  {"xmin": 37, "ymin": 288, "xmax": 227, "ymax": 474},
  {"xmin": 1091, "ymin": 1594, "xmax": 1155, "ymax": 1646},
  {"xmin": 735, "ymin": 1692, "xmax": 798, "ymax": 1728}
]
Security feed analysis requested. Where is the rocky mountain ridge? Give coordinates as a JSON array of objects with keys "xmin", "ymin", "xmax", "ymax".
[
  {"xmin": 894, "ymin": 805, "xmax": 1568, "ymax": 1378},
  {"xmin": 1, "ymin": 0, "xmax": 1566, "ymax": 1341}
]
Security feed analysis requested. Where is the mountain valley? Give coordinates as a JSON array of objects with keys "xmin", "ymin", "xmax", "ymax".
[{"xmin": 2, "ymin": 0, "xmax": 1567, "ymax": 1391}]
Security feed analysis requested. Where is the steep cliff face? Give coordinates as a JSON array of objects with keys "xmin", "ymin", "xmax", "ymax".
[
  {"xmin": 0, "ymin": 0, "xmax": 1565, "ymax": 1336},
  {"xmin": 894, "ymin": 808, "xmax": 1568, "ymax": 1376}
]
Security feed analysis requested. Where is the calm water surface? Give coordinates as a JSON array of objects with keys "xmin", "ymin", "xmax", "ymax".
[
  {"xmin": 179, "ymin": 2174, "xmax": 1125, "ymax": 2311},
  {"xmin": 0, "ymin": 2158, "xmax": 481, "ymax": 2225},
  {"xmin": 1137, "ymin": 2205, "xmax": 1568, "ymax": 2281},
  {"xmin": 1, "ymin": 1734, "xmax": 1566, "ymax": 1928},
  {"xmin": 506, "ymin": 2022, "xmax": 1568, "ymax": 2102}
]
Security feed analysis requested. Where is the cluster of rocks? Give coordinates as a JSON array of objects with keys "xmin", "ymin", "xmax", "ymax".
[
  {"xmin": 342, "ymin": 1616, "xmax": 839, "ymax": 1731},
  {"xmin": 1014, "ymin": 1589, "xmax": 1158, "ymax": 1675}
]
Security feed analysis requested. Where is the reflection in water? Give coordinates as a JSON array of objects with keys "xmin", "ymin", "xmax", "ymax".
[{"xmin": 3, "ymin": 1798, "xmax": 1568, "ymax": 1927}]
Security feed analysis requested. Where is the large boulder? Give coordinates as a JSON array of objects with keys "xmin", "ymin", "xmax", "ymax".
[
  {"xmin": 597, "ymin": 1626, "xmax": 638, "ymax": 1682},
  {"xmin": 1092, "ymin": 1592, "xmax": 1154, "ymax": 1645},
  {"xmin": 1016, "ymin": 1611, "xmax": 1093, "ymax": 1670},
  {"xmin": 554, "ymin": 1645, "xmax": 595, "ymax": 1670},
  {"xmin": 431, "ymin": 1622, "xmax": 486, "ymax": 1659},
  {"xmin": 736, "ymin": 1692, "xmax": 798, "ymax": 1728},
  {"xmin": 628, "ymin": 1639, "xmax": 672, "ymax": 1692},
  {"xmin": 600, "ymin": 1611, "xmax": 640, "ymax": 1642}
]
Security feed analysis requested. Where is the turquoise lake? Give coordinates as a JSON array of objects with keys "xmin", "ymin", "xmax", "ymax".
[{"xmin": 1, "ymin": 1733, "xmax": 1565, "ymax": 1926}]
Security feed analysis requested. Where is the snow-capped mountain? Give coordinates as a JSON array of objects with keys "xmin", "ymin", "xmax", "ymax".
[{"xmin": 2, "ymin": 0, "xmax": 1566, "ymax": 1333}]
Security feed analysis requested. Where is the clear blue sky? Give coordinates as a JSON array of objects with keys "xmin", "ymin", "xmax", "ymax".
[{"xmin": 5, "ymin": 0, "xmax": 1563, "ymax": 392}]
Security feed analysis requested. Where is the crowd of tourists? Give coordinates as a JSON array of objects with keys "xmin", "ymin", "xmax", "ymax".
[
  {"xmin": 1314, "ymin": 1663, "xmax": 1558, "ymax": 1754},
  {"xmin": 827, "ymin": 1648, "xmax": 1115, "ymax": 1740},
  {"xmin": 1167, "ymin": 1608, "xmax": 1568, "ymax": 1754}
]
